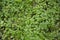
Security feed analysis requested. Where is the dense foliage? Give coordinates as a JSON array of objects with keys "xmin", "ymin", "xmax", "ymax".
[{"xmin": 0, "ymin": 0, "xmax": 60, "ymax": 40}]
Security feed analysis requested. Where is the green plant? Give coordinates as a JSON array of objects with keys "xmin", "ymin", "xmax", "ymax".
[{"xmin": 0, "ymin": 0, "xmax": 60, "ymax": 40}]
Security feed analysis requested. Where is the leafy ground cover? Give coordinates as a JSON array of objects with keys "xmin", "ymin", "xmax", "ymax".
[{"xmin": 0, "ymin": 0, "xmax": 60, "ymax": 40}]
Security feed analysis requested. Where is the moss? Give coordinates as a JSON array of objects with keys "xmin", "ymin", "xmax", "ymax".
[{"xmin": 0, "ymin": 0, "xmax": 60, "ymax": 40}]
